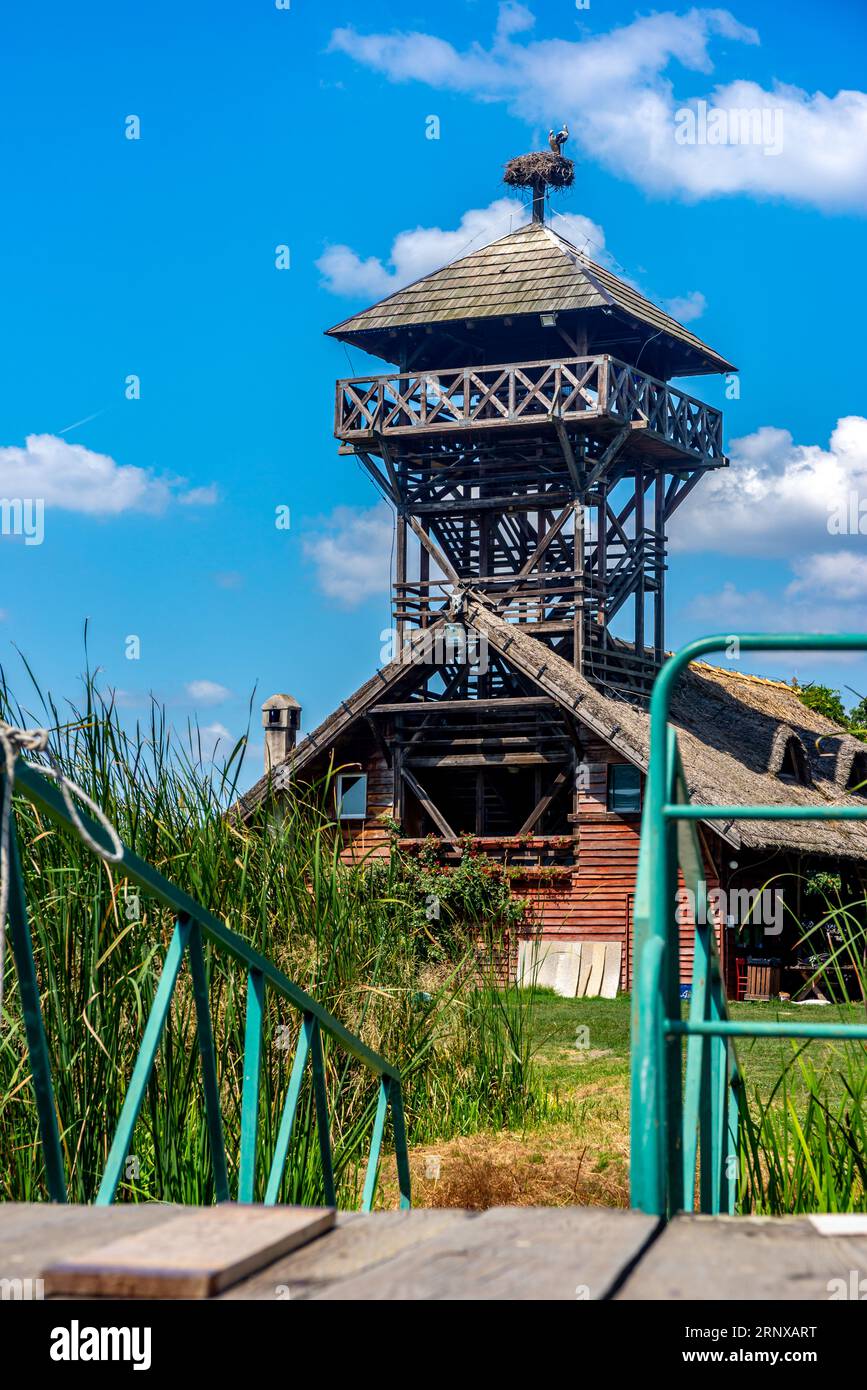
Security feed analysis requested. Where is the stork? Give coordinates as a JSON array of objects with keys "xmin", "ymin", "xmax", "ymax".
[{"xmin": 548, "ymin": 123, "xmax": 569, "ymax": 153}]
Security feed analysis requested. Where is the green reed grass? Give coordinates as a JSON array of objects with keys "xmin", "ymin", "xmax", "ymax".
[
  {"xmin": 738, "ymin": 882, "xmax": 867, "ymax": 1214},
  {"xmin": 0, "ymin": 660, "xmax": 556, "ymax": 1206}
]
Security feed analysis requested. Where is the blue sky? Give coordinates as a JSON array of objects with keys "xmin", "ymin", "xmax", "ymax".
[{"xmin": 1, "ymin": 0, "xmax": 866, "ymax": 780}]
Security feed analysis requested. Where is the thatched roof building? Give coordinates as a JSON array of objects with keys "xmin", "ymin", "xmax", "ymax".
[{"xmin": 237, "ymin": 589, "xmax": 867, "ymax": 862}]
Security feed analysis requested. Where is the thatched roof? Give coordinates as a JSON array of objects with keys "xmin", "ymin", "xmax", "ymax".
[
  {"xmin": 325, "ymin": 222, "xmax": 735, "ymax": 377},
  {"xmin": 235, "ymin": 590, "xmax": 867, "ymax": 861}
]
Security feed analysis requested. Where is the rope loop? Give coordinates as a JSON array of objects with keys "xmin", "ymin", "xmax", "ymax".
[{"xmin": 0, "ymin": 720, "xmax": 125, "ymax": 1024}]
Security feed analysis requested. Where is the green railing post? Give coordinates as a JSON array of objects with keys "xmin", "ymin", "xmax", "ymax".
[
  {"xmin": 4, "ymin": 805, "xmax": 67, "ymax": 1202},
  {"xmin": 309, "ymin": 1017, "xmax": 336, "ymax": 1206},
  {"xmin": 389, "ymin": 1078, "xmax": 412, "ymax": 1211},
  {"xmin": 361, "ymin": 1076, "xmax": 390, "ymax": 1213},
  {"xmin": 238, "ymin": 967, "xmax": 265, "ymax": 1203},
  {"xmin": 632, "ymin": 631, "xmax": 867, "ymax": 1221},
  {"xmin": 96, "ymin": 917, "xmax": 190, "ymax": 1205},
  {"xmin": 187, "ymin": 922, "xmax": 230, "ymax": 1203},
  {"xmin": 264, "ymin": 1014, "xmax": 311, "ymax": 1205}
]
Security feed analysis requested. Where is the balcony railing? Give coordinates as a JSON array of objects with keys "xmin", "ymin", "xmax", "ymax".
[{"xmin": 335, "ymin": 355, "xmax": 724, "ymax": 464}]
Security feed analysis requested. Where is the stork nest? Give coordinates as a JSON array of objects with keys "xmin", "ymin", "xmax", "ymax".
[{"xmin": 503, "ymin": 151, "xmax": 574, "ymax": 190}]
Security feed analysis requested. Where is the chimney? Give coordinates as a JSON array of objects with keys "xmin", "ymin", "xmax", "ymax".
[{"xmin": 261, "ymin": 694, "xmax": 301, "ymax": 774}]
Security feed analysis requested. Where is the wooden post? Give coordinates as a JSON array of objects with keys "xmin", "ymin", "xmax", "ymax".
[
  {"xmin": 635, "ymin": 467, "xmax": 645, "ymax": 659},
  {"xmin": 419, "ymin": 521, "xmax": 430, "ymax": 629},
  {"xmin": 532, "ymin": 176, "xmax": 545, "ymax": 224},
  {"xmin": 654, "ymin": 471, "xmax": 665, "ymax": 664},
  {"xmin": 396, "ymin": 512, "xmax": 407, "ymax": 656},
  {"xmin": 573, "ymin": 499, "xmax": 584, "ymax": 671}
]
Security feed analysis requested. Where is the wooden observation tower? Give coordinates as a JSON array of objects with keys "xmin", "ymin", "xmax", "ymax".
[
  {"xmin": 301, "ymin": 143, "xmax": 736, "ymax": 843},
  {"xmin": 328, "ymin": 147, "xmax": 733, "ymax": 707}
]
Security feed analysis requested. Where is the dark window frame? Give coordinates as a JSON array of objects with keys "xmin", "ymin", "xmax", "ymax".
[{"xmin": 607, "ymin": 762, "xmax": 642, "ymax": 814}]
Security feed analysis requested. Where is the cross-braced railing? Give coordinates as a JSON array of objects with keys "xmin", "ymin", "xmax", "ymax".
[
  {"xmin": 335, "ymin": 354, "xmax": 725, "ymax": 465},
  {"xmin": 3, "ymin": 756, "xmax": 411, "ymax": 1210},
  {"xmin": 630, "ymin": 634, "xmax": 867, "ymax": 1219}
]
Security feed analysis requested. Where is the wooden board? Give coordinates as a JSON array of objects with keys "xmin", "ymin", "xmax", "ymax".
[
  {"xmin": 0, "ymin": 1203, "xmax": 183, "ymax": 1286},
  {"xmin": 585, "ymin": 941, "xmax": 607, "ymax": 997},
  {"xmin": 311, "ymin": 1206, "xmax": 659, "ymax": 1301},
  {"xmin": 554, "ymin": 943, "xmax": 582, "ymax": 998},
  {"xmin": 616, "ymin": 1214, "xmax": 867, "ymax": 1301},
  {"xmin": 600, "ymin": 942, "xmax": 622, "ymax": 999},
  {"xmin": 220, "ymin": 1210, "xmax": 478, "ymax": 1300},
  {"xmin": 42, "ymin": 1205, "xmax": 335, "ymax": 1299},
  {"xmin": 576, "ymin": 944, "xmax": 594, "ymax": 997}
]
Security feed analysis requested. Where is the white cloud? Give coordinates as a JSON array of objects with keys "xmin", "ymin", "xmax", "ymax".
[
  {"xmin": 185, "ymin": 679, "xmax": 231, "ymax": 706},
  {"xmin": 682, "ymin": 580, "xmax": 867, "ymax": 670},
  {"xmin": 318, "ymin": 197, "xmax": 607, "ymax": 298},
  {"xmin": 663, "ymin": 290, "xmax": 706, "ymax": 323},
  {"xmin": 196, "ymin": 722, "xmax": 232, "ymax": 759},
  {"xmin": 302, "ymin": 503, "xmax": 393, "ymax": 606},
  {"xmin": 329, "ymin": 7, "xmax": 867, "ymax": 212},
  {"xmin": 0, "ymin": 434, "xmax": 216, "ymax": 515},
  {"xmin": 178, "ymin": 484, "xmax": 220, "ymax": 507},
  {"xmin": 787, "ymin": 552, "xmax": 867, "ymax": 603},
  {"xmin": 673, "ymin": 416, "xmax": 867, "ymax": 557}
]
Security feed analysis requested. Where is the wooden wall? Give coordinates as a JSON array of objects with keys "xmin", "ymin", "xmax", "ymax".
[{"xmin": 301, "ymin": 732, "xmax": 724, "ymax": 988}]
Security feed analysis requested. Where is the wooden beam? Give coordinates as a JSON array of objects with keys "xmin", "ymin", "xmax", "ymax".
[
  {"xmin": 406, "ymin": 752, "xmax": 563, "ymax": 768},
  {"xmin": 517, "ymin": 767, "xmax": 570, "ymax": 835},
  {"xmin": 405, "ymin": 514, "xmax": 463, "ymax": 589},
  {"xmin": 584, "ymin": 425, "xmax": 632, "ymax": 492},
  {"xmin": 371, "ymin": 696, "xmax": 556, "ymax": 715},
  {"xmin": 509, "ymin": 505, "xmax": 573, "ymax": 585},
  {"xmin": 400, "ymin": 765, "xmax": 457, "ymax": 838},
  {"xmin": 553, "ymin": 418, "xmax": 583, "ymax": 491},
  {"xmin": 356, "ymin": 451, "xmax": 399, "ymax": 506},
  {"xmin": 374, "ymin": 432, "xmax": 401, "ymax": 499}
]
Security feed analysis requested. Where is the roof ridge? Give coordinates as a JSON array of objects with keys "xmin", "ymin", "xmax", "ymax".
[{"xmin": 692, "ymin": 661, "xmax": 794, "ymax": 692}]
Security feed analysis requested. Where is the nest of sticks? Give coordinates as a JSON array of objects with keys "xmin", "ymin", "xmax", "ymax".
[{"xmin": 503, "ymin": 151, "xmax": 574, "ymax": 189}]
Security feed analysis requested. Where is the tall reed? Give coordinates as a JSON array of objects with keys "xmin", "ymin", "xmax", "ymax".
[
  {"xmin": 0, "ymin": 660, "xmax": 554, "ymax": 1206},
  {"xmin": 738, "ymin": 879, "xmax": 867, "ymax": 1214}
]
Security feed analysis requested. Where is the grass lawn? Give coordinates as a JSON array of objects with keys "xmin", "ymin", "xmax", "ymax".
[{"xmin": 401, "ymin": 987, "xmax": 867, "ymax": 1211}]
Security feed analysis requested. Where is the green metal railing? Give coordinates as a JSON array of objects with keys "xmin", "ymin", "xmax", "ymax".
[
  {"xmin": 630, "ymin": 634, "xmax": 867, "ymax": 1219},
  {"xmin": 3, "ymin": 756, "xmax": 411, "ymax": 1210}
]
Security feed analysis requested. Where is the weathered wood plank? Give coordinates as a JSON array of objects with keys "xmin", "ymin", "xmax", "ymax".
[
  {"xmin": 0, "ymin": 1203, "xmax": 184, "ymax": 1285},
  {"xmin": 43, "ymin": 1206, "xmax": 335, "ymax": 1300},
  {"xmin": 221, "ymin": 1210, "xmax": 479, "ymax": 1300},
  {"xmin": 617, "ymin": 1214, "xmax": 867, "ymax": 1301},
  {"xmin": 311, "ymin": 1206, "xmax": 659, "ymax": 1301}
]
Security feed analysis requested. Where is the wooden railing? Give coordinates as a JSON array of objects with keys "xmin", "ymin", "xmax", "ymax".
[{"xmin": 335, "ymin": 355, "xmax": 724, "ymax": 464}]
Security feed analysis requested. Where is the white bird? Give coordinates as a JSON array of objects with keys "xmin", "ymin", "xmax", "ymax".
[{"xmin": 548, "ymin": 123, "xmax": 569, "ymax": 152}]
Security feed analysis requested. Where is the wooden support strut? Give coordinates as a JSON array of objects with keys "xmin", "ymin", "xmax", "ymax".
[
  {"xmin": 517, "ymin": 765, "xmax": 570, "ymax": 836},
  {"xmin": 399, "ymin": 765, "xmax": 457, "ymax": 839}
]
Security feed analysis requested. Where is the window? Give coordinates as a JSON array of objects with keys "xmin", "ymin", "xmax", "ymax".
[
  {"xmin": 607, "ymin": 763, "xmax": 641, "ymax": 813},
  {"xmin": 778, "ymin": 736, "xmax": 808, "ymax": 784},
  {"xmin": 847, "ymin": 752, "xmax": 867, "ymax": 797},
  {"xmin": 336, "ymin": 772, "xmax": 368, "ymax": 821}
]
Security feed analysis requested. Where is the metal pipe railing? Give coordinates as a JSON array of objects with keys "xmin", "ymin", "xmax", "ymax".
[
  {"xmin": 4, "ymin": 756, "xmax": 411, "ymax": 1210},
  {"xmin": 631, "ymin": 633, "xmax": 867, "ymax": 1219}
]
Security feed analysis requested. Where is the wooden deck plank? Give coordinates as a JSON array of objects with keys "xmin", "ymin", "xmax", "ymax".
[
  {"xmin": 221, "ymin": 1209, "xmax": 478, "ymax": 1300},
  {"xmin": 42, "ymin": 1206, "xmax": 335, "ymax": 1299},
  {"xmin": 0, "ymin": 1203, "xmax": 184, "ymax": 1284},
  {"xmin": 616, "ymin": 1214, "xmax": 867, "ymax": 1301},
  {"xmin": 310, "ymin": 1206, "xmax": 659, "ymax": 1301}
]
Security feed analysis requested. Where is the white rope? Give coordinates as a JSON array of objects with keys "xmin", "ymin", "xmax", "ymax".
[{"xmin": 0, "ymin": 720, "xmax": 124, "ymax": 1025}]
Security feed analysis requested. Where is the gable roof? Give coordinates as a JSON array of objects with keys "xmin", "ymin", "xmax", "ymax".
[
  {"xmin": 235, "ymin": 591, "xmax": 867, "ymax": 861},
  {"xmin": 326, "ymin": 222, "xmax": 735, "ymax": 377}
]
